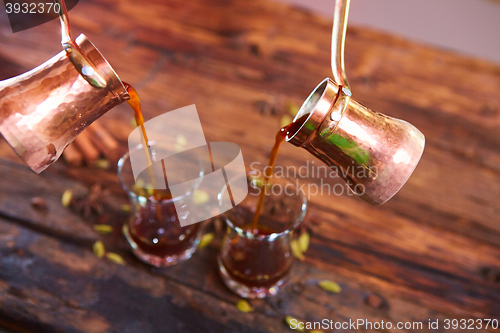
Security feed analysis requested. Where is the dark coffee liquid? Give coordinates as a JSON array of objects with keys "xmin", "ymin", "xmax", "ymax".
[
  {"xmin": 222, "ymin": 224, "xmax": 293, "ymax": 288},
  {"xmin": 129, "ymin": 196, "xmax": 200, "ymax": 257},
  {"xmin": 250, "ymin": 114, "xmax": 309, "ymax": 231},
  {"xmin": 123, "ymin": 83, "xmax": 151, "ymax": 147}
]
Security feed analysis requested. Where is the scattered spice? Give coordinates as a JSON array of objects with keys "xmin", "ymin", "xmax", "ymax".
[
  {"xmin": 93, "ymin": 224, "xmax": 113, "ymax": 234},
  {"xmin": 298, "ymin": 232, "xmax": 310, "ymax": 253},
  {"xmin": 61, "ymin": 190, "xmax": 73, "ymax": 207},
  {"xmin": 365, "ymin": 293, "xmax": 384, "ymax": 308},
  {"xmin": 94, "ymin": 158, "xmax": 111, "ymax": 170},
  {"xmin": 290, "ymin": 239, "xmax": 305, "ymax": 261},
  {"xmin": 480, "ymin": 267, "xmax": 500, "ymax": 283},
  {"xmin": 286, "ymin": 282, "xmax": 305, "ymax": 294},
  {"xmin": 318, "ymin": 280, "xmax": 341, "ymax": 293},
  {"xmin": 256, "ymin": 100, "xmax": 276, "ymax": 115},
  {"xmin": 280, "ymin": 114, "xmax": 293, "ymax": 128},
  {"xmin": 92, "ymin": 241, "xmax": 105, "ymax": 258},
  {"xmin": 236, "ymin": 300, "xmax": 254, "ymax": 313},
  {"xmin": 73, "ymin": 184, "xmax": 110, "ymax": 218},
  {"xmin": 193, "ymin": 190, "xmax": 210, "ymax": 205},
  {"xmin": 106, "ymin": 252, "xmax": 126, "ymax": 265},
  {"xmin": 198, "ymin": 233, "xmax": 214, "ymax": 249},
  {"xmin": 121, "ymin": 204, "xmax": 131, "ymax": 213},
  {"xmin": 249, "ymin": 43, "xmax": 261, "ymax": 56},
  {"xmin": 96, "ymin": 214, "xmax": 111, "ymax": 225},
  {"xmin": 248, "ymin": 175, "xmax": 269, "ymax": 189},
  {"xmin": 287, "ymin": 102, "xmax": 300, "ymax": 117},
  {"xmin": 30, "ymin": 197, "xmax": 47, "ymax": 211},
  {"xmin": 285, "ymin": 316, "xmax": 304, "ymax": 331},
  {"xmin": 250, "ymin": 177, "xmax": 265, "ymax": 189}
]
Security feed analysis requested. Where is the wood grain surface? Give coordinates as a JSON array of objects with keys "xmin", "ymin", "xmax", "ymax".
[{"xmin": 0, "ymin": 0, "xmax": 499, "ymax": 332}]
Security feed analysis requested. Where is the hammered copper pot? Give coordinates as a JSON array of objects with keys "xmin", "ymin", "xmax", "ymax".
[
  {"xmin": 0, "ymin": 34, "xmax": 129, "ymax": 173},
  {"xmin": 287, "ymin": 78, "xmax": 425, "ymax": 205}
]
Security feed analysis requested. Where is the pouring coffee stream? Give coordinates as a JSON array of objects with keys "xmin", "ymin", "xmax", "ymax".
[
  {"xmin": 250, "ymin": 115, "xmax": 308, "ymax": 231},
  {"xmin": 123, "ymin": 83, "xmax": 166, "ymax": 221}
]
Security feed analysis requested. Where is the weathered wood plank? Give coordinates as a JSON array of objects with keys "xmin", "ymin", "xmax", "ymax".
[
  {"xmin": 0, "ymin": 218, "xmax": 286, "ymax": 333},
  {"xmin": 0, "ymin": 159, "xmax": 98, "ymax": 244},
  {"xmin": 0, "ymin": 156, "xmax": 497, "ymax": 329},
  {"xmin": 2, "ymin": 216, "xmax": 498, "ymax": 333}
]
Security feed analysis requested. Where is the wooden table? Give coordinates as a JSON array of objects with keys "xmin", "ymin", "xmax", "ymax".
[{"xmin": 0, "ymin": 0, "xmax": 499, "ymax": 332}]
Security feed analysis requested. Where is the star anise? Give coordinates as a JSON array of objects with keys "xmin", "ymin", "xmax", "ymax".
[{"xmin": 73, "ymin": 183, "xmax": 110, "ymax": 218}]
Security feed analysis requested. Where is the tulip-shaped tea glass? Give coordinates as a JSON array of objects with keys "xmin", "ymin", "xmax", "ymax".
[
  {"xmin": 218, "ymin": 172, "xmax": 307, "ymax": 298},
  {"xmin": 118, "ymin": 144, "xmax": 204, "ymax": 267}
]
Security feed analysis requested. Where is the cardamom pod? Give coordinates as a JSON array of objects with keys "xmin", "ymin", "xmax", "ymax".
[
  {"xmin": 93, "ymin": 224, "xmax": 113, "ymax": 234},
  {"xmin": 236, "ymin": 300, "xmax": 254, "ymax": 313},
  {"xmin": 61, "ymin": 189, "xmax": 73, "ymax": 207},
  {"xmin": 318, "ymin": 280, "xmax": 341, "ymax": 293},
  {"xmin": 298, "ymin": 232, "xmax": 310, "ymax": 253},
  {"xmin": 92, "ymin": 240, "xmax": 105, "ymax": 258},
  {"xmin": 106, "ymin": 252, "xmax": 126, "ymax": 265},
  {"xmin": 198, "ymin": 233, "xmax": 214, "ymax": 249},
  {"xmin": 290, "ymin": 240, "xmax": 305, "ymax": 261},
  {"xmin": 285, "ymin": 316, "xmax": 304, "ymax": 331}
]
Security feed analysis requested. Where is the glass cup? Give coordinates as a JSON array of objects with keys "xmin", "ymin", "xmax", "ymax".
[
  {"xmin": 217, "ymin": 172, "xmax": 307, "ymax": 298},
  {"xmin": 118, "ymin": 144, "xmax": 204, "ymax": 267}
]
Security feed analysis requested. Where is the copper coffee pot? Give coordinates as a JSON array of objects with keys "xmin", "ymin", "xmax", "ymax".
[
  {"xmin": 287, "ymin": 0, "xmax": 425, "ymax": 205},
  {"xmin": 0, "ymin": 0, "xmax": 128, "ymax": 173}
]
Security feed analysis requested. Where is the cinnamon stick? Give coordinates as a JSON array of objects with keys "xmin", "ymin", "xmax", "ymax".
[
  {"xmin": 101, "ymin": 118, "xmax": 134, "ymax": 142},
  {"xmin": 87, "ymin": 121, "xmax": 119, "ymax": 161},
  {"xmin": 73, "ymin": 129, "xmax": 100, "ymax": 165},
  {"xmin": 62, "ymin": 142, "xmax": 84, "ymax": 166}
]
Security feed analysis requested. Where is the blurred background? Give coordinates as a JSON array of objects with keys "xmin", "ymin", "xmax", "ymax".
[{"xmin": 278, "ymin": 0, "xmax": 500, "ymax": 64}]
